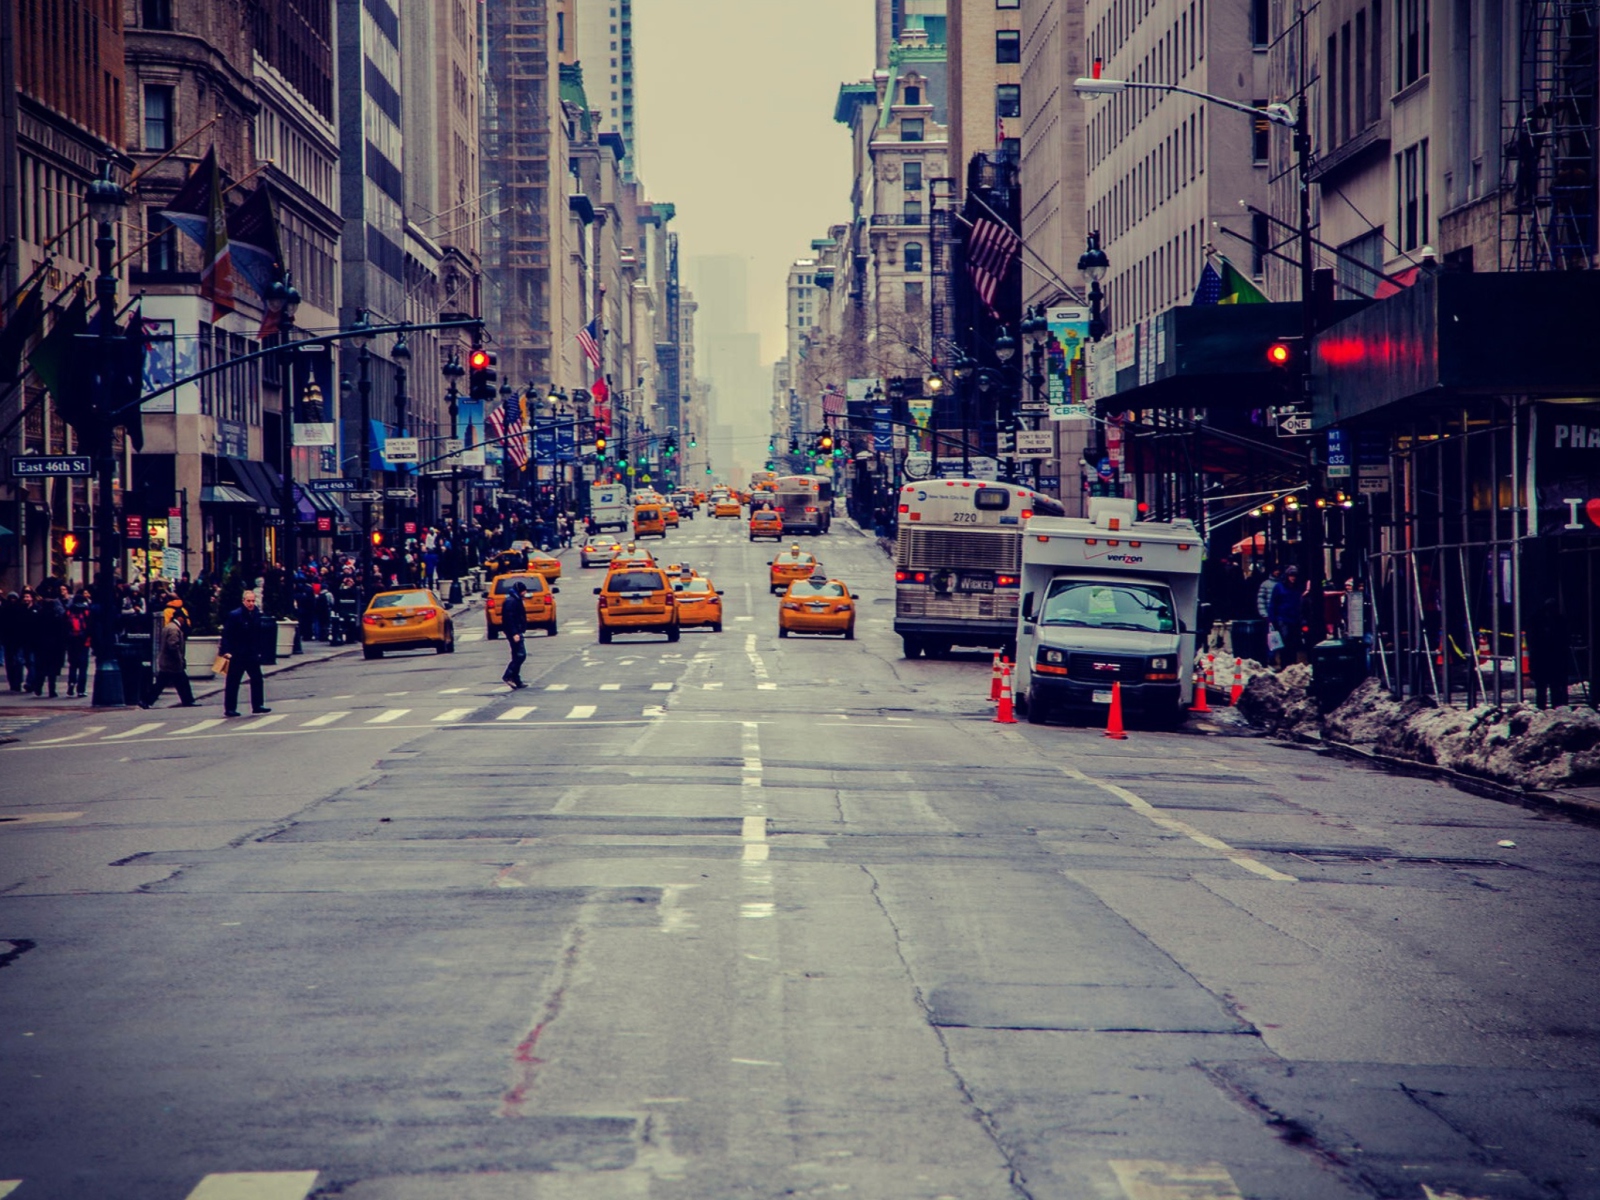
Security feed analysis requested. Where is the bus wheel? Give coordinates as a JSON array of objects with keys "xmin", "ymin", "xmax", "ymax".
[
  {"xmin": 901, "ymin": 636, "xmax": 922, "ymax": 659},
  {"xmin": 926, "ymin": 640, "xmax": 952, "ymax": 659}
]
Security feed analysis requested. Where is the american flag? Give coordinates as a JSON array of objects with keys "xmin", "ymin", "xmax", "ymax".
[
  {"xmin": 577, "ymin": 319, "xmax": 602, "ymax": 370},
  {"xmin": 487, "ymin": 401, "xmax": 528, "ymax": 470},
  {"xmin": 965, "ymin": 215, "xmax": 1022, "ymax": 313}
]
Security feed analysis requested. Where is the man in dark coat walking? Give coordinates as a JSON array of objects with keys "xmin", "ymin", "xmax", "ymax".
[
  {"xmin": 29, "ymin": 582, "xmax": 68, "ymax": 698},
  {"xmin": 500, "ymin": 580, "xmax": 529, "ymax": 689},
  {"xmin": 220, "ymin": 589, "xmax": 273, "ymax": 716}
]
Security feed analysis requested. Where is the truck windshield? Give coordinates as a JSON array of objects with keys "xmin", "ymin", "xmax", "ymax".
[{"xmin": 1039, "ymin": 580, "xmax": 1176, "ymax": 633}]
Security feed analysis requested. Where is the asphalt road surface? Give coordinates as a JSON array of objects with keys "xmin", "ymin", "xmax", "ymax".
[{"xmin": 3, "ymin": 515, "xmax": 1599, "ymax": 1200}]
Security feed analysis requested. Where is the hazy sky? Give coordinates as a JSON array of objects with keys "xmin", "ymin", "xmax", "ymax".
[{"xmin": 632, "ymin": 0, "xmax": 875, "ymax": 365}]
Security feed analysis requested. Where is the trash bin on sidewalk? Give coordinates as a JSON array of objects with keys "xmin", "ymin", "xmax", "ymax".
[
  {"xmin": 119, "ymin": 631, "xmax": 153, "ymax": 706},
  {"xmin": 1312, "ymin": 637, "xmax": 1368, "ymax": 711},
  {"xmin": 1230, "ymin": 619, "xmax": 1269, "ymax": 665}
]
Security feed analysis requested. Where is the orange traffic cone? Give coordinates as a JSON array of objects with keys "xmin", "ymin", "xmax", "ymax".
[
  {"xmin": 1476, "ymin": 633, "xmax": 1490, "ymax": 660},
  {"xmin": 994, "ymin": 661, "xmax": 1017, "ymax": 724},
  {"xmin": 1190, "ymin": 674, "xmax": 1211, "ymax": 713},
  {"xmin": 990, "ymin": 651, "xmax": 1003, "ymax": 701},
  {"xmin": 1205, "ymin": 653, "xmax": 1216, "ymax": 689},
  {"xmin": 1229, "ymin": 666, "xmax": 1245, "ymax": 706},
  {"xmin": 1104, "ymin": 681, "xmax": 1127, "ymax": 739}
]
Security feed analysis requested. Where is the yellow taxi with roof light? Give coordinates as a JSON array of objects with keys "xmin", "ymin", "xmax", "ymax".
[
  {"xmin": 672, "ymin": 574, "xmax": 724, "ymax": 632},
  {"xmin": 607, "ymin": 543, "xmax": 657, "ymax": 573},
  {"xmin": 485, "ymin": 572, "xmax": 559, "ymax": 639},
  {"xmin": 749, "ymin": 509, "xmax": 783, "ymax": 541},
  {"xmin": 595, "ymin": 564, "xmax": 679, "ymax": 643},
  {"xmin": 778, "ymin": 576, "xmax": 856, "ymax": 639},
  {"xmin": 580, "ymin": 537, "xmax": 623, "ymax": 567},
  {"xmin": 361, "ymin": 588, "xmax": 456, "ymax": 659},
  {"xmin": 768, "ymin": 544, "xmax": 819, "ymax": 594},
  {"xmin": 663, "ymin": 504, "xmax": 680, "ymax": 528}
]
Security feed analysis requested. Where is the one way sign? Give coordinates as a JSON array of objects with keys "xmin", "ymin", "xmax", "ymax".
[{"xmin": 1274, "ymin": 407, "xmax": 1313, "ymax": 437}]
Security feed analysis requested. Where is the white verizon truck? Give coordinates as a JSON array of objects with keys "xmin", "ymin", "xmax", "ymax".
[
  {"xmin": 589, "ymin": 483, "xmax": 630, "ymax": 533},
  {"xmin": 1014, "ymin": 497, "xmax": 1202, "ymax": 725}
]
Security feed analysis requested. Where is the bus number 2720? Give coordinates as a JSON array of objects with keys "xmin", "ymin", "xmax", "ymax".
[{"xmin": 950, "ymin": 511, "xmax": 979, "ymax": 523}]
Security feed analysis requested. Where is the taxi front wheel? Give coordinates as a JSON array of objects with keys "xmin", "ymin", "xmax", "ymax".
[{"xmin": 778, "ymin": 625, "xmax": 789, "ymax": 638}]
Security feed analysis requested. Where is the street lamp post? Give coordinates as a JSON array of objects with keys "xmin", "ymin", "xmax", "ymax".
[
  {"xmin": 994, "ymin": 328, "xmax": 1018, "ymax": 483},
  {"xmin": 268, "ymin": 276, "xmax": 303, "ymax": 584},
  {"xmin": 86, "ymin": 160, "xmax": 128, "ymax": 708},
  {"xmin": 1078, "ymin": 231, "xmax": 1110, "ymax": 342},
  {"xmin": 442, "ymin": 351, "xmax": 465, "ymax": 605},
  {"xmin": 350, "ymin": 310, "xmax": 376, "ymax": 599},
  {"xmin": 951, "ymin": 354, "xmax": 976, "ymax": 478},
  {"xmin": 391, "ymin": 332, "xmax": 411, "ymax": 574}
]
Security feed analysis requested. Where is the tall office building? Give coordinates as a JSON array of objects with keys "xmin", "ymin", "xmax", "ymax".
[
  {"xmin": 576, "ymin": 0, "xmax": 638, "ymax": 178},
  {"xmin": 948, "ymin": 0, "xmax": 1022, "ymax": 193}
]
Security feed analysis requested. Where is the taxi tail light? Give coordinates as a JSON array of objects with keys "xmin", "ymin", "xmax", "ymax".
[
  {"xmin": 416, "ymin": 608, "xmax": 437, "ymax": 619},
  {"xmin": 996, "ymin": 574, "xmax": 1019, "ymax": 587},
  {"xmin": 362, "ymin": 615, "xmax": 380, "ymax": 625}
]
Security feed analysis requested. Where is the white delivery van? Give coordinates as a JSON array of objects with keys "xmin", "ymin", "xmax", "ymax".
[
  {"xmin": 1014, "ymin": 497, "xmax": 1202, "ymax": 725},
  {"xmin": 589, "ymin": 483, "xmax": 630, "ymax": 533}
]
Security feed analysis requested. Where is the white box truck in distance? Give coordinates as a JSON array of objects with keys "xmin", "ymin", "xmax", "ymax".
[
  {"xmin": 589, "ymin": 483, "xmax": 630, "ymax": 533},
  {"xmin": 1014, "ymin": 497, "xmax": 1202, "ymax": 725}
]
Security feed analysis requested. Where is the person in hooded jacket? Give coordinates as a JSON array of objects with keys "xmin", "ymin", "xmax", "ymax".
[
  {"xmin": 500, "ymin": 580, "xmax": 529, "ymax": 689},
  {"xmin": 142, "ymin": 597, "xmax": 198, "ymax": 708},
  {"xmin": 29, "ymin": 581, "xmax": 69, "ymax": 698},
  {"xmin": 64, "ymin": 586, "xmax": 92, "ymax": 698}
]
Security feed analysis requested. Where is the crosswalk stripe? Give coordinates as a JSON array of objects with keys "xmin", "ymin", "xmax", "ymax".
[
  {"xmin": 703, "ymin": 681, "xmax": 723, "ymax": 690},
  {"xmin": 643, "ymin": 705, "xmax": 665, "ymax": 717},
  {"xmin": 565, "ymin": 705, "xmax": 597, "ymax": 719},
  {"xmin": 1108, "ymin": 1160, "xmax": 1243, "ymax": 1200},
  {"xmin": 105, "ymin": 722, "xmax": 163, "ymax": 740},
  {"xmin": 34, "ymin": 726, "xmax": 105, "ymax": 744},
  {"xmin": 457, "ymin": 631, "xmax": 484, "ymax": 642},
  {"xmin": 434, "ymin": 707, "xmax": 477, "ymax": 722},
  {"xmin": 300, "ymin": 712, "xmax": 348, "ymax": 727},
  {"xmin": 368, "ymin": 709, "xmax": 410, "ymax": 724},
  {"xmin": 599, "ymin": 683, "xmax": 621, "ymax": 691},
  {"xmin": 650, "ymin": 682, "xmax": 673, "ymax": 690},
  {"xmin": 498, "ymin": 706, "xmax": 538, "ymax": 720},
  {"xmin": 241, "ymin": 714, "xmax": 284, "ymax": 730},
  {"xmin": 168, "ymin": 719, "xmax": 224, "ymax": 736},
  {"xmin": 757, "ymin": 682, "xmax": 778, "ymax": 690},
  {"xmin": 438, "ymin": 687, "xmax": 468, "ymax": 694},
  {"xmin": 544, "ymin": 683, "xmax": 569, "ymax": 691},
  {"xmin": 184, "ymin": 1172, "xmax": 321, "ymax": 1200}
]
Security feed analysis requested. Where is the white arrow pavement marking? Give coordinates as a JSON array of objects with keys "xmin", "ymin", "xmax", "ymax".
[
  {"xmin": 104, "ymin": 722, "xmax": 164, "ymax": 740},
  {"xmin": 367, "ymin": 709, "xmax": 410, "ymax": 724},
  {"xmin": 167, "ymin": 719, "xmax": 224, "ymax": 736},
  {"xmin": 433, "ymin": 707, "xmax": 478, "ymax": 722},
  {"xmin": 33, "ymin": 726, "xmax": 105, "ymax": 743},
  {"xmin": 183, "ymin": 1173, "xmax": 321, "ymax": 1200},
  {"xmin": 300, "ymin": 712, "xmax": 348, "ymax": 727},
  {"xmin": 565, "ymin": 705, "xmax": 597, "ymax": 719},
  {"xmin": 1108, "ymin": 1159, "xmax": 1243, "ymax": 1200},
  {"xmin": 498, "ymin": 706, "xmax": 538, "ymax": 720}
]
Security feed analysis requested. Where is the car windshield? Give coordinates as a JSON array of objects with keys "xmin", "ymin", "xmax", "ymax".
[
  {"xmin": 1039, "ymin": 580, "xmax": 1176, "ymax": 632},
  {"xmin": 778, "ymin": 554, "xmax": 814, "ymax": 564},
  {"xmin": 608, "ymin": 571, "xmax": 665, "ymax": 592},
  {"xmin": 791, "ymin": 581, "xmax": 845, "ymax": 597},
  {"xmin": 371, "ymin": 591, "xmax": 432, "ymax": 609},
  {"xmin": 494, "ymin": 576, "xmax": 544, "ymax": 595}
]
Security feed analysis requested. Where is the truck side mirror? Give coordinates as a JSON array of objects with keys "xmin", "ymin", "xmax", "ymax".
[{"xmin": 1022, "ymin": 592, "xmax": 1036, "ymax": 620}]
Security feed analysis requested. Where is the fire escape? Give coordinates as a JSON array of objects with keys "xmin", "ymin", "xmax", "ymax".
[{"xmin": 1501, "ymin": 0, "xmax": 1598, "ymax": 269}]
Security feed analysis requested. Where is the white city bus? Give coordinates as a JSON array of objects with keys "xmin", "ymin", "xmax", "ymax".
[{"xmin": 893, "ymin": 479, "xmax": 1065, "ymax": 658}]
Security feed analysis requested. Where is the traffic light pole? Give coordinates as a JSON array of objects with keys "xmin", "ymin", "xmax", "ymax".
[{"xmin": 90, "ymin": 200, "xmax": 124, "ymax": 707}]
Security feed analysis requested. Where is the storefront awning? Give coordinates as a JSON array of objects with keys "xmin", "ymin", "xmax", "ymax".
[
  {"xmin": 221, "ymin": 457, "xmax": 283, "ymax": 511},
  {"xmin": 201, "ymin": 484, "xmax": 258, "ymax": 506}
]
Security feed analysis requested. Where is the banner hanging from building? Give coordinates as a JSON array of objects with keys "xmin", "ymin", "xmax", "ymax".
[{"xmin": 1046, "ymin": 306, "xmax": 1090, "ymax": 421}]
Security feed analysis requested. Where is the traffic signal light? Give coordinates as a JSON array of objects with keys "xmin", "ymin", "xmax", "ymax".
[
  {"xmin": 62, "ymin": 532, "xmax": 79, "ymax": 559},
  {"xmin": 371, "ymin": 530, "xmax": 384, "ymax": 547},
  {"xmin": 788, "ymin": 435, "xmax": 799, "ymax": 453},
  {"xmin": 689, "ymin": 433, "xmax": 697, "ymax": 448},
  {"xmin": 1265, "ymin": 336, "xmax": 1303, "ymax": 399},
  {"xmin": 468, "ymin": 348, "xmax": 498, "ymax": 401},
  {"xmin": 705, "ymin": 464, "xmax": 713, "ymax": 475},
  {"xmin": 595, "ymin": 435, "xmax": 607, "ymax": 460}
]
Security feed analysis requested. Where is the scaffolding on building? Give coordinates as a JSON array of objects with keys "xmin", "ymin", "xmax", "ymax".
[{"xmin": 1501, "ymin": 0, "xmax": 1598, "ymax": 270}]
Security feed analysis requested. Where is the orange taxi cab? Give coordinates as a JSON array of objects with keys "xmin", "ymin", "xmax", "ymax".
[
  {"xmin": 595, "ymin": 564, "xmax": 679, "ymax": 643},
  {"xmin": 361, "ymin": 588, "xmax": 455, "ymax": 659},
  {"xmin": 768, "ymin": 544, "xmax": 819, "ymax": 594},
  {"xmin": 672, "ymin": 574, "xmax": 724, "ymax": 632},
  {"xmin": 524, "ymin": 548, "xmax": 563, "ymax": 581},
  {"xmin": 713, "ymin": 496, "xmax": 742, "ymax": 519},
  {"xmin": 633, "ymin": 503, "xmax": 667, "ymax": 538},
  {"xmin": 778, "ymin": 577, "xmax": 856, "ymax": 640},
  {"xmin": 485, "ymin": 571, "xmax": 559, "ymax": 639},
  {"xmin": 749, "ymin": 508, "xmax": 783, "ymax": 542},
  {"xmin": 662, "ymin": 504, "xmax": 680, "ymax": 528}
]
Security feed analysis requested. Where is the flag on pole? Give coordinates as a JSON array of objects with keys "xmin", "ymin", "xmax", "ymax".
[
  {"xmin": 577, "ymin": 319, "xmax": 601, "ymax": 370},
  {"xmin": 158, "ymin": 148, "xmax": 218, "ymax": 250},
  {"xmin": 226, "ymin": 183, "xmax": 285, "ymax": 336},
  {"xmin": 965, "ymin": 215, "xmax": 1021, "ymax": 313},
  {"xmin": 27, "ymin": 290, "xmax": 89, "ymax": 426},
  {"xmin": 159, "ymin": 149, "xmax": 236, "ymax": 321},
  {"xmin": 1215, "ymin": 255, "xmax": 1269, "ymax": 305},
  {"xmin": 1190, "ymin": 261, "xmax": 1223, "ymax": 305},
  {"xmin": 0, "ymin": 280, "xmax": 45, "ymax": 384}
]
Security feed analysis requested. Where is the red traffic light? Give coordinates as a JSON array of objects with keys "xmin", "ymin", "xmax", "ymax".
[
  {"xmin": 1266, "ymin": 341, "xmax": 1292, "ymax": 366},
  {"xmin": 468, "ymin": 349, "xmax": 491, "ymax": 371}
]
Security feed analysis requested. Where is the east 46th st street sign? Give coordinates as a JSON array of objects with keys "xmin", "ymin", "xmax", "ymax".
[{"xmin": 12, "ymin": 456, "xmax": 93, "ymax": 478}]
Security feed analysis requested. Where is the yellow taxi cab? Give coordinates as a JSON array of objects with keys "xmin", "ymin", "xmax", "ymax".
[
  {"xmin": 768, "ymin": 544, "xmax": 819, "ymax": 594},
  {"xmin": 634, "ymin": 503, "xmax": 667, "ymax": 538},
  {"xmin": 361, "ymin": 587, "xmax": 455, "ymax": 659},
  {"xmin": 607, "ymin": 543, "xmax": 657, "ymax": 573},
  {"xmin": 749, "ymin": 508, "xmax": 783, "ymax": 542},
  {"xmin": 524, "ymin": 548, "xmax": 563, "ymax": 581},
  {"xmin": 485, "ymin": 571, "xmax": 559, "ymax": 639},
  {"xmin": 672, "ymin": 574, "xmax": 724, "ymax": 632},
  {"xmin": 483, "ymin": 548, "xmax": 530, "ymax": 581},
  {"xmin": 580, "ymin": 537, "xmax": 623, "ymax": 568},
  {"xmin": 662, "ymin": 504, "xmax": 680, "ymax": 528},
  {"xmin": 694, "ymin": 489, "xmax": 708, "ymax": 505},
  {"xmin": 713, "ymin": 496, "xmax": 742, "ymax": 519},
  {"xmin": 595, "ymin": 564, "xmax": 679, "ymax": 643},
  {"xmin": 778, "ymin": 576, "xmax": 856, "ymax": 640}
]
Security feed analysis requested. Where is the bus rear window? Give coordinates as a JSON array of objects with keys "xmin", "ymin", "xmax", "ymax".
[{"xmin": 973, "ymin": 488, "xmax": 1011, "ymax": 511}]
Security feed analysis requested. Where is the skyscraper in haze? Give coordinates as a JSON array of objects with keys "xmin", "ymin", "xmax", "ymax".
[
  {"xmin": 690, "ymin": 254, "xmax": 767, "ymax": 481},
  {"xmin": 577, "ymin": 0, "xmax": 639, "ymax": 178}
]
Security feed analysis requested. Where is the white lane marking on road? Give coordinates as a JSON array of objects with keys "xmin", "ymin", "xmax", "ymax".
[
  {"xmin": 498, "ymin": 706, "xmax": 538, "ymax": 721},
  {"xmin": 167, "ymin": 719, "xmax": 225, "ymax": 736},
  {"xmin": 565, "ymin": 705, "xmax": 597, "ymax": 719},
  {"xmin": 1108, "ymin": 1159, "xmax": 1244, "ymax": 1200},
  {"xmin": 384, "ymin": 691, "xmax": 410, "ymax": 696},
  {"xmin": 643, "ymin": 705, "xmax": 665, "ymax": 718},
  {"xmin": 757, "ymin": 682, "xmax": 777, "ymax": 690},
  {"xmin": 368, "ymin": 709, "xmax": 410, "ymax": 724},
  {"xmin": 300, "ymin": 712, "xmax": 348, "ymax": 727},
  {"xmin": 544, "ymin": 683, "xmax": 569, "ymax": 691},
  {"xmin": 730, "ymin": 1057, "xmax": 780, "ymax": 1066},
  {"xmin": 104, "ymin": 722, "xmax": 163, "ymax": 740},
  {"xmin": 33, "ymin": 726, "xmax": 105, "ymax": 744},
  {"xmin": 1058, "ymin": 765, "xmax": 1298, "ymax": 883},
  {"xmin": 651, "ymin": 681, "xmax": 673, "ymax": 690},
  {"xmin": 734, "ymin": 615, "xmax": 753, "ymax": 621},
  {"xmin": 439, "ymin": 687, "xmax": 468, "ymax": 694},
  {"xmin": 599, "ymin": 683, "xmax": 621, "ymax": 691},
  {"xmin": 0, "ymin": 812, "xmax": 83, "ymax": 827},
  {"xmin": 241, "ymin": 714, "xmax": 285, "ymax": 730},
  {"xmin": 183, "ymin": 1173, "xmax": 321, "ymax": 1200},
  {"xmin": 456, "ymin": 631, "xmax": 483, "ymax": 642},
  {"xmin": 703, "ymin": 681, "xmax": 723, "ymax": 690},
  {"xmin": 434, "ymin": 707, "xmax": 478, "ymax": 722}
]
